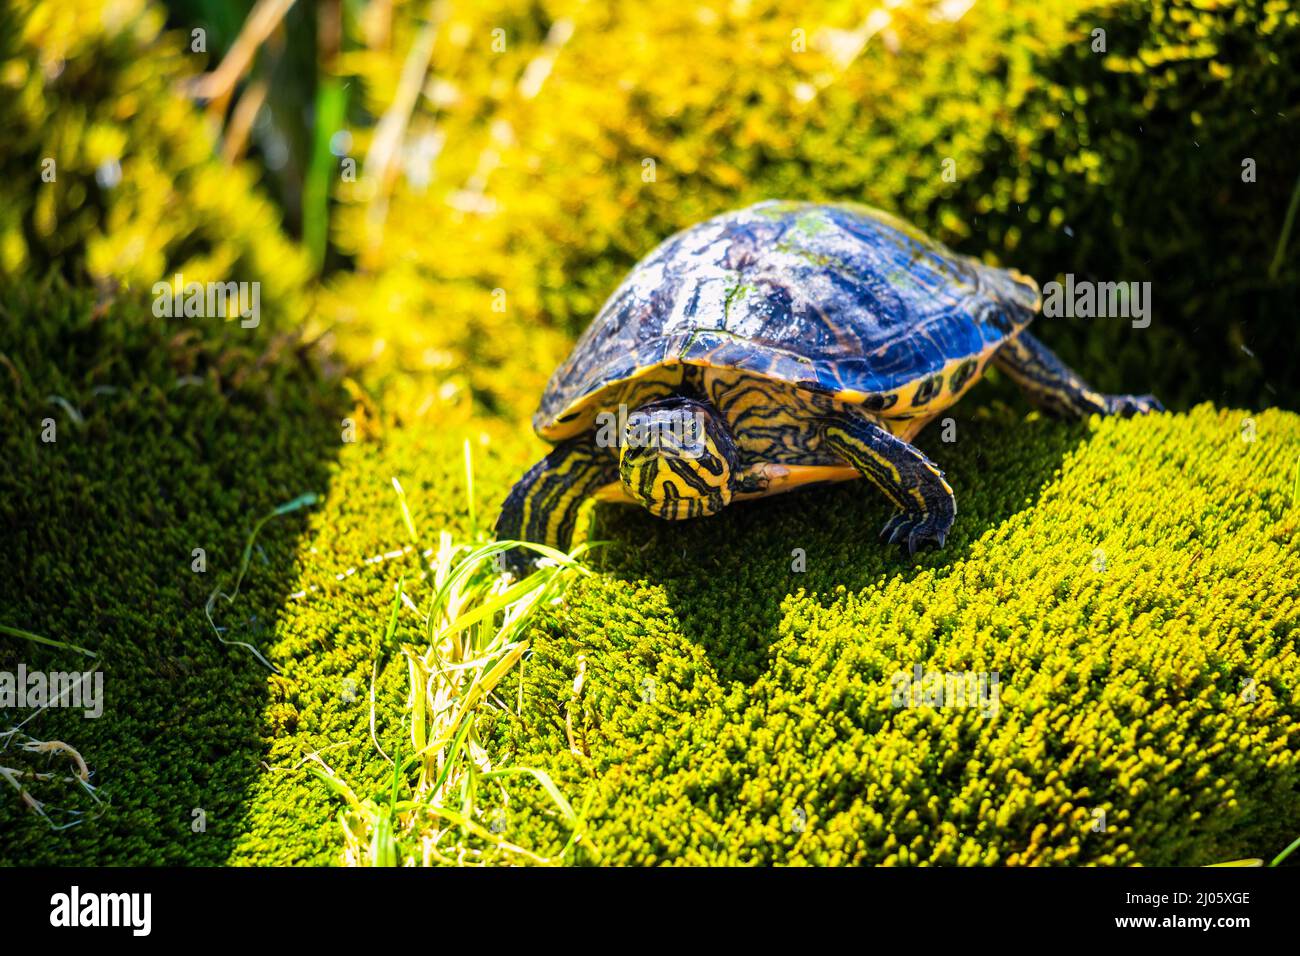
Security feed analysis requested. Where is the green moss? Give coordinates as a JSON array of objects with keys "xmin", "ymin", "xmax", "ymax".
[{"xmin": 0, "ymin": 274, "xmax": 346, "ymax": 864}]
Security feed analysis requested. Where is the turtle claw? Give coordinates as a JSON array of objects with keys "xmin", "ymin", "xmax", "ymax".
[
  {"xmin": 906, "ymin": 530, "xmax": 921, "ymax": 558},
  {"xmin": 878, "ymin": 505, "xmax": 955, "ymax": 558},
  {"xmin": 878, "ymin": 513, "xmax": 907, "ymax": 543},
  {"xmin": 1103, "ymin": 393, "xmax": 1164, "ymax": 417}
]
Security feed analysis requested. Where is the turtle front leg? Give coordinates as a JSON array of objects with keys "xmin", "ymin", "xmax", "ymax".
[
  {"xmin": 821, "ymin": 412, "xmax": 956, "ymax": 556},
  {"xmin": 995, "ymin": 330, "xmax": 1164, "ymax": 418},
  {"xmin": 495, "ymin": 431, "xmax": 617, "ymax": 575}
]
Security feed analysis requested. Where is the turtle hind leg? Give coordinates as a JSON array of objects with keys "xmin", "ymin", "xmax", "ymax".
[
  {"xmin": 821, "ymin": 411, "xmax": 956, "ymax": 557},
  {"xmin": 495, "ymin": 432, "xmax": 617, "ymax": 575},
  {"xmin": 995, "ymin": 330, "xmax": 1164, "ymax": 418}
]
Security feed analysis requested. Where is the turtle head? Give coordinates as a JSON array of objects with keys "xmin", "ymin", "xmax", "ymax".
[{"xmin": 618, "ymin": 397, "xmax": 739, "ymax": 521}]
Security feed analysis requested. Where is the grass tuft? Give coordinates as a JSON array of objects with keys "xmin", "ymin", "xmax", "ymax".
[{"xmin": 309, "ymin": 452, "xmax": 601, "ymax": 865}]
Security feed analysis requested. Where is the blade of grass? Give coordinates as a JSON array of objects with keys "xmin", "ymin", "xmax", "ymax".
[
  {"xmin": 0, "ymin": 624, "xmax": 96, "ymax": 659},
  {"xmin": 1269, "ymin": 166, "xmax": 1300, "ymax": 279},
  {"xmin": 1270, "ymin": 833, "xmax": 1300, "ymax": 867},
  {"xmin": 463, "ymin": 438, "xmax": 478, "ymax": 539},
  {"xmin": 481, "ymin": 766, "xmax": 577, "ymax": 824},
  {"xmin": 428, "ymin": 715, "xmax": 475, "ymax": 798},
  {"xmin": 390, "ymin": 478, "xmax": 433, "ymax": 578},
  {"xmin": 205, "ymin": 492, "xmax": 318, "ymax": 671}
]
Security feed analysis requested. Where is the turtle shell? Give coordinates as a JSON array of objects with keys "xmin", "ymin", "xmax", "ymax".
[{"xmin": 537, "ymin": 200, "xmax": 1040, "ymax": 440}]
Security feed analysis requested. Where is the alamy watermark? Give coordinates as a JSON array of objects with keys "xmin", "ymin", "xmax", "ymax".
[
  {"xmin": 152, "ymin": 275, "xmax": 260, "ymax": 328},
  {"xmin": 1042, "ymin": 274, "xmax": 1151, "ymax": 329},
  {"xmin": 0, "ymin": 664, "xmax": 103, "ymax": 718},
  {"xmin": 50, "ymin": 886, "xmax": 150, "ymax": 936},
  {"xmin": 890, "ymin": 664, "xmax": 1000, "ymax": 718}
]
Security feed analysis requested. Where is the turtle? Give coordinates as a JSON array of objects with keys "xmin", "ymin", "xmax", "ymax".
[{"xmin": 496, "ymin": 200, "xmax": 1162, "ymax": 573}]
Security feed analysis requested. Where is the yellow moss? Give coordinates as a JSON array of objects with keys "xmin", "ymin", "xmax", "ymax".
[{"xmin": 0, "ymin": 0, "xmax": 310, "ymax": 323}]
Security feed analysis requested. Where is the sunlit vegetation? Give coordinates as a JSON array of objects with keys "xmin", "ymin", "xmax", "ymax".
[{"xmin": 1, "ymin": 0, "xmax": 1296, "ymax": 865}]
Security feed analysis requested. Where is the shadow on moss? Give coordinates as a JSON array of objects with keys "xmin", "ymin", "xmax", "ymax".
[
  {"xmin": 0, "ymin": 275, "xmax": 347, "ymax": 864},
  {"xmin": 594, "ymin": 408, "xmax": 1088, "ymax": 685}
]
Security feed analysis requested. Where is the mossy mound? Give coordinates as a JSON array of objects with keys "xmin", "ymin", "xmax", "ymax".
[
  {"xmin": 227, "ymin": 401, "xmax": 1299, "ymax": 866},
  {"xmin": 491, "ymin": 404, "xmax": 1300, "ymax": 865},
  {"xmin": 3, "ymin": 275, "xmax": 1296, "ymax": 866}
]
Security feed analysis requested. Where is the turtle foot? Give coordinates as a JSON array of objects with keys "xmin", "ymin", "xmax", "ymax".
[
  {"xmin": 878, "ymin": 504, "xmax": 955, "ymax": 558},
  {"xmin": 1102, "ymin": 393, "xmax": 1164, "ymax": 417}
]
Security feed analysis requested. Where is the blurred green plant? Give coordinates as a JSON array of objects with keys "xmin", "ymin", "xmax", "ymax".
[
  {"xmin": 165, "ymin": 0, "xmax": 316, "ymax": 245},
  {"xmin": 164, "ymin": 0, "xmax": 352, "ymax": 271},
  {"xmin": 0, "ymin": 0, "xmax": 310, "ymax": 321}
]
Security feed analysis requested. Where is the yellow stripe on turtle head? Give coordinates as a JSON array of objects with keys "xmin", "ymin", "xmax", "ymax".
[{"xmin": 617, "ymin": 397, "xmax": 738, "ymax": 521}]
